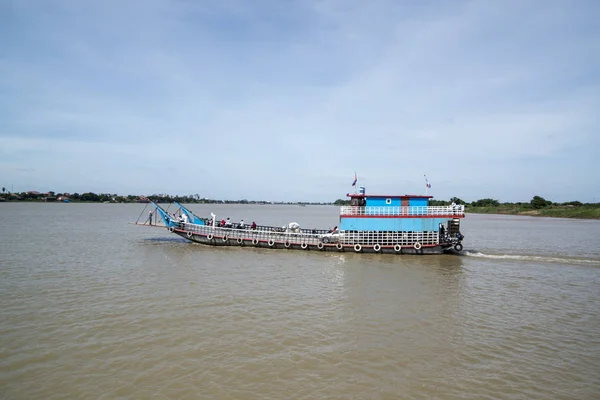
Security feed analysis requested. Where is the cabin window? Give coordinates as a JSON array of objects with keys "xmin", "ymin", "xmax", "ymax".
[
  {"xmin": 350, "ymin": 198, "xmax": 359, "ymax": 206},
  {"xmin": 385, "ymin": 198, "xmax": 392, "ymax": 205}
]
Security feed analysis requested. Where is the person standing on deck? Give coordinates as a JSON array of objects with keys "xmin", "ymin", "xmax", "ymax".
[
  {"xmin": 240, "ymin": 219, "xmax": 245, "ymax": 228},
  {"xmin": 148, "ymin": 211, "xmax": 153, "ymax": 225}
]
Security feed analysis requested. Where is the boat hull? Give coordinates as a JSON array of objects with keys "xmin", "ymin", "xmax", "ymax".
[{"xmin": 171, "ymin": 229, "xmax": 453, "ymax": 255}]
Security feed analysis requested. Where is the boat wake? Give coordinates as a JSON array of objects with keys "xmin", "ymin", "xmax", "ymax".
[{"xmin": 463, "ymin": 250, "xmax": 600, "ymax": 267}]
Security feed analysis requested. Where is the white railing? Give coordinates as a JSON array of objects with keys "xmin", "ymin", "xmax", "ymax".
[
  {"xmin": 341, "ymin": 231, "xmax": 439, "ymax": 246},
  {"xmin": 339, "ymin": 205, "xmax": 465, "ymax": 217},
  {"xmin": 179, "ymin": 223, "xmax": 325, "ymax": 245},
  {"xmin": 177, "ymin": 223, "xmax": 442, "ymax": 246}
]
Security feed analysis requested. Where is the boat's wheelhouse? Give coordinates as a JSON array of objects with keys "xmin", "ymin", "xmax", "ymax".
[{"xmin": 339, "ymin": 187, "xmax": 464, "ymax": 246}]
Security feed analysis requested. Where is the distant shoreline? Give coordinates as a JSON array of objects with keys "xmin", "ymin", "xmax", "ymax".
[
  {"xmin": 466, "ymin": 207, "xmax": 600, "ymax": 220},
  {"xmin": 3, "ymin": 200, "xmax": 599, "ymax": 220},
  {"xmin": 0, "ymin": 191, "xmax": 333, "ymax": 205},
  {"xmin": 2, "ymin": 193, "xmax": 599, "ymax": 220},
  {"xmin": 0, "ymin": 199, "xmax": 332, "ymax": 206}
]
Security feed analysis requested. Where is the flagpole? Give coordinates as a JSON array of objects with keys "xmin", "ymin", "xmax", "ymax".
[{"xmin": 424, "ymin": 174, "xmax": 428, "ymax": 196}]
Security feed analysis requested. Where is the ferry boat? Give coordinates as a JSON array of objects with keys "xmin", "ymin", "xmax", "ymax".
[{"xmin": 139, "ymin": 186, "xmax": 465, "ymax": 255}]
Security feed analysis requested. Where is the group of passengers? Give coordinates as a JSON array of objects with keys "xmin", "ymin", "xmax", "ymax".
[{"xmin": 207, "ymin": 217, "xmax": 257, "ymax": 230}]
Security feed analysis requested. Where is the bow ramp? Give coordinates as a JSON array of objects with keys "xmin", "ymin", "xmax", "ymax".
[
  {"xmin": 173, "ymin": 202, "xmax": 205, "ymax": 225},
  {"xmin": 133, "ymin": 202, "xmax": 206, "ymax": 228}
]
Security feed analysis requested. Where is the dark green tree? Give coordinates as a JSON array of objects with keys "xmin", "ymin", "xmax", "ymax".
[
  {"xmin": 531, "ymin": 196, "xmax": 551, "ymax": 209},
  {"xmin": 471, "ymin": 198, "xmax": 500, "ymax": 207},
  {"xmin": 450, "ymin": 197, "xmax": 466, "ymax": 205},
  {"xmin": 80, "ymin": 192, "xmax": 100, "ymax": 202},
  {"xmin": 333, "ymin": 199, "xmax": 350, "ymax": 205}
]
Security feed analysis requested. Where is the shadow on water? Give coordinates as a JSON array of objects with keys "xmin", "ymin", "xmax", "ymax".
[
  {"xmin": 142, "ymin": 237, "xmax": 188, "ymax": 244},
  {"xmin": 138, "ymin": 236, "xmax": 470, "ymax": 274}
]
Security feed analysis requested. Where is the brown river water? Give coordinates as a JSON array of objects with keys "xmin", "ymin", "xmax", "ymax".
[{"xmin": 1, "ymin": 203, "xmax": 599, "ymax": 399}]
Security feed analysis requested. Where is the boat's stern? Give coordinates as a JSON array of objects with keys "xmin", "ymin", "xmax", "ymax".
[{"xmin": 442, "ymin": 218, "xmax": 464, "ymax": 252}]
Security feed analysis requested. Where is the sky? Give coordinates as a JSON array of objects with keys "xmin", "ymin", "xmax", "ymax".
[{"xmin": 1, "ymin": 0, "xmax": 599, "ymax": 203}]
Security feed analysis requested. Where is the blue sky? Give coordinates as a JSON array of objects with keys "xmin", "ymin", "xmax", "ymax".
[{"xmin": 1, "ymin": 0, "xmax": 599, "ymax": 202}]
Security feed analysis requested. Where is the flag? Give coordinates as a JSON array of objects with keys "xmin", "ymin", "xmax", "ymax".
[
  {"xmin": 352, "ymin": 172, "xmax": 357, "ymax": 186},
  {"xmin": 425, "ymin": 175, "xmax": 431, "ymax": 188}
]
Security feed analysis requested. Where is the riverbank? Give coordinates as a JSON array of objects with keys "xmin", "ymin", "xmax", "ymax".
[{"xmin": 466, "ymin": 205, "xmax": 600, "ymax": 219}]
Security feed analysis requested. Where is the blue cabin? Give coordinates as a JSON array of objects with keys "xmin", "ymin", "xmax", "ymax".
[{"xmin": 339, "ymin": 189, "xmax": 457, "ymax": 233}]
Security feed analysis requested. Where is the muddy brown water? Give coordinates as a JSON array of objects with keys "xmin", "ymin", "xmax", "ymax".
[{"xmin": 1, "ymin": 203, "xmax": 599, "ymax": 399}]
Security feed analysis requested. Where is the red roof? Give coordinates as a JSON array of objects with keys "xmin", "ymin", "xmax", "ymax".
[{"xmin": 346, "ymin": 193, "xmax": 432, "ymax": 199}]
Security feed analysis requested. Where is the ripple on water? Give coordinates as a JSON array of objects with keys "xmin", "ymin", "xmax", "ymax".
[{"xmin": 1, "ymin": 205, "xmax": 600, "ymax": 399}]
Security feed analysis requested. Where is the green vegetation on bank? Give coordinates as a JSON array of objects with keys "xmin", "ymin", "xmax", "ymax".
[
  {"xmin": 466, "ymin": 203, "xmax": 600, "ymax": 219},
  {"xmin": 459, "ymin": 196, "xmax": 600, "ymax": 219},
  {"xmin": 0, "ymin": 190, "xmax": 331, "ymax": 205}
]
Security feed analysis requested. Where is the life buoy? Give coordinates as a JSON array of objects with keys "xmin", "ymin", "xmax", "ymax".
[
  {"xmin": 252, "ymin": 238, "xmax": 259, "ymax": 246},
  {"xmin": 317, "ymin": 242, "xmax": 324, "ymax": 250},
  {"xmin": 187, "ymin": 231, "xmax": 193, "ymax": 238},
  {"xmin": 454, "ymin": 243, "xmax": 463, "ymax": 252},
  {"xmin": 284, "ymin": 242, "xmax": 291, "ymax": 248},
  {"xmin": 268, "ymin": 239, "xmax": 275, "ymax": 247},
  {"xmin": 373, "ymin": 244, "xmax": 381, "ymax": 252},
  {"xmin": 336, "ymin": 243, "xmax": 343, "ymax": 251},
  {"xmin": 301, "ymin": 242, "xmax": 308, "ymax": 249},
  {"xmin": 414, "ymin": 242, "xmax": 422, "ymax": 250},
  {"xmin": 354, "ymin": 244, "xmax": 362, "ymax": 252},
  {"xmin": 237, "ymin": 238, "xmax": 243, "ymax": 245},
  {"xmin": 207, "ymin": 234, "xmax": 214, "ymax": 240},
  {"xmin": 223, "ymin": 236, "xmax": 229, "ymax": 242},
  {"xmin": 394, "ymin": 244, "xmax": 402, "ymax": 252},
  {"xmin": 169, "ymin": 227, "xmax": 174, "ymax": 233}
]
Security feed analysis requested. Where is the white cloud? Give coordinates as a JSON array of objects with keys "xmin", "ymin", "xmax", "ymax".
[{"xmin": 1, "ymin": 0, "xmax": 599, "ymax": 201}]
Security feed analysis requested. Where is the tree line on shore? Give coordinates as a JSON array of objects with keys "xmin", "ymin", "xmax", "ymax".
[
  {"xmin": 2, "ymin": 188, "xmax": 598, "ymax": 212},
  {"xmin": 0, "ymin": 189, "xmax": 329, "ymax": 205}
]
